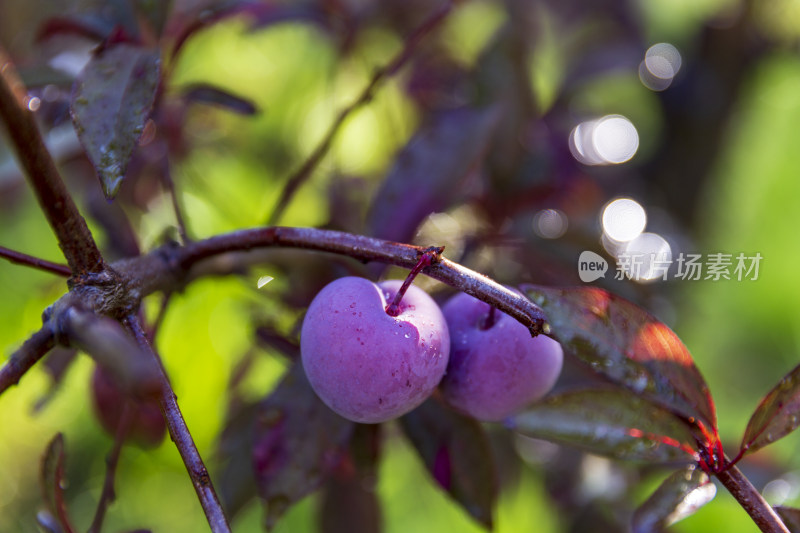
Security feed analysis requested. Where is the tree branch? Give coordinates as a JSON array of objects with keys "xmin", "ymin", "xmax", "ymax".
[
  {"xmin": 0, "ymin": 326, "xmax": 55, "ymax": 396},
  {"xmin": 123, "ymin": 315, "xmax": 232, "ymax": 533},
  {"xmin": 266, "ymin": 1, "xmax": 453, "ymax": 225},
  {"xmin": 0, "ymin": 245, "xmax": 71, "ymax": 277},
  {"xmin": 88, "ymin": 402, "xmax": 133, "ymax": 533},
  {"xmin": 118, "ymin": 226, "xmax": 548, "ymax": 335},
  {"xmin": 716, "ymin": 464, "xmax": 789, "ymax": 533},
  {"xmin": 0, "ymin": 47, "xmax": 105, "ymax": 275}
]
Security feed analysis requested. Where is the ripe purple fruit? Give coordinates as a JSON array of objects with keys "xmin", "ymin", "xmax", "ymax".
[
  {"xmin": 440, "ymin": 292, "xmax": 563, "ymax": 421},
  {"xmin": 301, "ymin": 276, "xmax": 450, "ymax": 423}
]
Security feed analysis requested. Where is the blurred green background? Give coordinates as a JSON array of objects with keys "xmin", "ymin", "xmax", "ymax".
[{"xmin": 3, "ymin": 0, "xmax": 800, "ymax": 531}]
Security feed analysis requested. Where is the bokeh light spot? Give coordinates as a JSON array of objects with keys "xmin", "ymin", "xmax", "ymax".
[
  {"xmin": 602, "ymin": 198, "xmax": 647, "ymax": 242},
  {"xmin": 623, "ymin": 232, "xmax": 672, "ymax": 282},
  {"xmin": 569, "ymin": 115, "xmax": 639, "ymax": 165},
  {"xmin": 533, "ymin": 209, "xmax": 568, "ymax": 239},
  {"xmin": 640, "ymin": 43, "xmax": 682, "ymax": 91}
]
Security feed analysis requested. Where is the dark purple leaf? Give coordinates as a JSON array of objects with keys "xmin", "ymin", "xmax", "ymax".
[
  {"xmin": 320, "ymin": 471, "xmax": 382, "ymax": 533},
  {"xmin": 776, "ymin": 507, "xmax": 800, "ymax": 532},
  {"xmin": 216, "ymin": 401, "xmax": 259, "ymax": 519},
  {"xmin": 399, "ymin": 396, "xmax": 496, "ymax": 528},
  {"xmin": 183, "ymin": 83, "xmax": 258, "ymax": 115},
  {"xmin": 36, "ymin": 16, "xmax": 115, "ymax": 43},
  {"xmin": 740, "ymin": 363, "xmax": 800, "ymax": 456},
  {"xmin": 40, "ymin": 434, "xmax": 75, "ymax": 533},
  {"xmin": 367, "ymin": 107, "xmax": 499, "ymax": 244},
  {"xmin": 71, "ymin": 44, "xmax": 160, "ymax": 199},
  {"xmin": 169, "ymin": 1, "xmax": 267, "ymax": 60},
  {"xmin": 254, "ymin": 325, "xmax": 299, "ymax": 360},
  {"xmin": 509, "ymin": 389, "xmax": 697, "ymax": 463},
  {"xmin": 632, "ymin": 465, "xmax": 715, "ymax": 532},
  {"xmin": 320, "ymin": 424, "xmax": 383, "ymax": 533},
  {"xmin": 247, "ymin": 3, "xmax": 331, "ymax": 32},
  {"xmin": 253, "ymin": 363, "xmax": 354, "ymax": 529},
  {"xmin": 348, "ymin": 423, "xmax": 382, "ymax": 479},
  {"xmin": 37, "ymin": 0, "xmax": 141, "ymax": 44},
  {"xmin": 522, "ymin": 285, "xmax": 717, "ymax": 433},
  {"xmin": 134, "ymin": 0, "xmax": 173, "ymax": 37}
]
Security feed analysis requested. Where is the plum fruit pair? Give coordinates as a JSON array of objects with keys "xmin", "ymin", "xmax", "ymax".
[{"xmin": 300, "ymin": 277, "xmax": 563, "ymax": 424}]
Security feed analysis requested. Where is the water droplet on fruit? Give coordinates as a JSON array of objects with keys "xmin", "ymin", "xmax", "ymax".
[{"xmin": 404, "ymin": 334, "xmax": 410, "ymax": 338}]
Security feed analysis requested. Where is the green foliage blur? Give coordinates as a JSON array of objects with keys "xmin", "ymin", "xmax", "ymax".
[{"xmin": 3, "ymin": 0, "xmax": 800, "ymax": 532}]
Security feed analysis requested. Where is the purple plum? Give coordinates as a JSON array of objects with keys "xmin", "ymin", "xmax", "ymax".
[
  {"xmin": 301, "ymin": 277, "xmax": 450, "ymax": 423},
  {"xmin": 440, "ymin": 292, "xmax": 562, "ymax": 421}
]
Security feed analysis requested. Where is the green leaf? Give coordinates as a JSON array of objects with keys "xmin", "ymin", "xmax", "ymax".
[
  {"xmin": 399, "ymin": 397, "xmax": 497, "ymax": 529},
  {"xmin": 523, "ymin": 285, "xmax": 717, "ymax": 432},
  {"xmin": 253, "ymin": 363, "xmax": 354, "ymax": 529},
  {"xmin": 740, "ymin": 362, "xmax": 800, "ymax": 456},
  {"xmin": 632, "ymin": 465, "xmax": 715, "ymax": 532},
  {"xmin": 510, "ymin": 389, "xmax": 697, "ymax": 463},
  {"xmin": 71, "ymin": 45, "xmax": 160, "ymax": 199}
]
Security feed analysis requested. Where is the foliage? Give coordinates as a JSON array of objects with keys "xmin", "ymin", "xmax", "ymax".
[{"xmin": 2, "ymin": 1, "xmax": 800, "ymax": 532}]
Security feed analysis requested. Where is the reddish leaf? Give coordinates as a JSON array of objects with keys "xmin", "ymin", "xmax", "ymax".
[
  {"xmin": 740, "ymin": 363, "xmax": 800, "ymax": 456},
  {"xmin": 183, "ymin": 83, "xmax": 258, "ymax": 115},
  {"xmin": 40, "ymin": 434, "xmax": 75, "ymax": 533},
  {"xmin": 399, "ymin": 396, "xmax": 497, "ymax": 529},
  {"xmin": 632, "ymin": 465, "xmax": 715, "ymax": 532},
  {"xmin": 775, "ymin": 507, "xmax": 800, "ymax": 532},
  {"xmin": 71, "ymin": 44, "xmax": 160, "ymax": 199},
  {"xmin": 253, "ymin": 363, "xmax": 354, "ymax": 529},
  {"xmin": 510, "ymin": 389, "xmax": 697, "ymax": 463},
  {"xmin": 523, "ymin": 285, "xmax": 716, "ymax": 433},
  {"xmin": 367, "ymin": 107, "xmax": 499, "ymax": 244}
]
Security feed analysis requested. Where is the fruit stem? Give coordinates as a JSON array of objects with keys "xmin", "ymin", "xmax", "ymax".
[
  {"xmin": 385, "ymin": 246, "xmax": 444, "ymax": 316},
  {"xmin": 480, "ymin": 306, "xmax": 498, "ymax": 330}
]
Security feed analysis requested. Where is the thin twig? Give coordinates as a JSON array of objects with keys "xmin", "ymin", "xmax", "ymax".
[
  {"xmin": 0, "ymin": 326, "xmax": 55, "ymax": 396},
  {"xmin": 266, "ymin": 1, "xmax": 453, "ymax": 225},
  {"xmin": 0, "ymin": 245, "xmax": 71, "ymax": 277},
  {"xmin": 160, "ymin": 155, "xmax": 190, "ymax": 243},
  {"xmin": 0, "ymin": 46, "xmax": 105, "ymax": 274},
  {"xmin": 147, "ymin": 291, "xmax": 173, "ymax": 344},
  {"xmin": 88, "ymin": 402, "xmax": 133, "ymax": 533},
  {"xmin": 123, "ymin": 315, "xmax": 232, "ymax": 533},
  {"xmin": 716, "ymin": 463, "xmax": 789, "ymax": 533}
]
